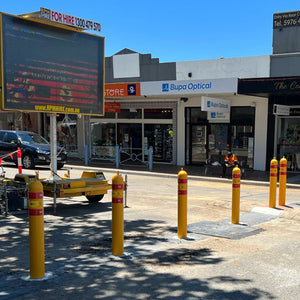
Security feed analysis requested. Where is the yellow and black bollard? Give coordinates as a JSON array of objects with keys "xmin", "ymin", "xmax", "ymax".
[
  {"xmin": 178, "ymin": 168, "xmax": 187, "ymax": 239},
  {"xmin": 231, "ymin": 166, "xmax": 241, "ymax": 224},
  {"xmin": 28, "ymin": 179, "xmax": 45, "ymax": 279},
  {"xmin": 279, "ymin": 156, "xmax": 287, "ymax": 206},
  {"xmin": 269, "ymin": 157, "xmax": 278, "ymax": 208},
  {"xmin": 112, "ymin": 172, "xmax": 124, "ymax": 256}
]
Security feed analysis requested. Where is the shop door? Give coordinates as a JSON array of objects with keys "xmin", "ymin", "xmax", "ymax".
[
  {"xmin": 117, "ymin": 124, "xmax": 142, "ymax": 154},
  {"xmin": 191, "ymin": 125, "xmax": 207, "ymax": 164},
  {"xmin": 277, "ymin": 116, "xmax": 300, "ymax": 171}
]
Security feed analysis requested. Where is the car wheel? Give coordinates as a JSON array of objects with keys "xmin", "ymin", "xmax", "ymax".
[
  {"xmin": 23, "ymin": 154, "xmax": 34, "ymax": 169},
  {"xmin": 86, "ymin": 194, "xmax": 104, "ymax": 203},
  {"xmin": 57, "ymin": 163, "xmax": 64, "ymax": 170}
]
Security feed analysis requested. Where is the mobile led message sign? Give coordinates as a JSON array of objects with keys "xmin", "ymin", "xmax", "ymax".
[{"xmin": 0, "ymin": 13, "xmax": 105, "ymax": 115}]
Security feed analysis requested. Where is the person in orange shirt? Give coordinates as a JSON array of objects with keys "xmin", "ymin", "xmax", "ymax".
[{"xmin": 222, "ymin": 151, "xmax": 239, "ymax": 178}]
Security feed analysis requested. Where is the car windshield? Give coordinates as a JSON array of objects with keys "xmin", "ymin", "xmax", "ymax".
[{"xmin": 18, "ymin": 132, "xmax": 49, "ymax": 145}]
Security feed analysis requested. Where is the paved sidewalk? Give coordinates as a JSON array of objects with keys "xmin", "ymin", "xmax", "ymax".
[{"xmin": 66, "ymin": 159, "xmax": 300, "ymax": 187}]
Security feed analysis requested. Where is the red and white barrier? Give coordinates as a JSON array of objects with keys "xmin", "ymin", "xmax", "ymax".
[
  {"xmin": 17, "ymin": 147, "xmax": 22, "ymax": 174},
  {"xmin": 0, "ymin": 148, "xmax": 22, "ymax": 173}
]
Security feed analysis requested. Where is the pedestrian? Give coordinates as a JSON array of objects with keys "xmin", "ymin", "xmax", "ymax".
[{"xmin": 222, "ymin": 151, "xmax": 239, "ymax": 177}]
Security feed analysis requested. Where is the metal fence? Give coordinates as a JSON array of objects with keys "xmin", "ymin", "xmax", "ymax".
[{"xmin": 91, "ymin": 145, "xmax": 153, "ymax": 171}]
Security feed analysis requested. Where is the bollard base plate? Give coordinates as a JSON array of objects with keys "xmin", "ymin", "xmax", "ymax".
[
  {"xmin": 22, "ymin": 272, "xmax": 54, "ymax": 281},
  {"xmin": 109, "ymin": 252, "xmax": 132, "ymax": 259}
]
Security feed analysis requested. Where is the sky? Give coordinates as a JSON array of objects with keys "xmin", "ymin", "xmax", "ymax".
[{"xmin": 1, "ymin": 1, "xmax": 300, "ymax": 63}]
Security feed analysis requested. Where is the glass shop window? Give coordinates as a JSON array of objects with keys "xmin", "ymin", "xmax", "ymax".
[
  {"xmin": 144, "ymin": 124, "xmax": 173, "ymax": 162},
  {"xmin": 231, "ymin": 107, "xmax": 255, "ymax": 168}
]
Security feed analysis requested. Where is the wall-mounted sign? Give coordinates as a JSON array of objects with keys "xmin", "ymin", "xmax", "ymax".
[
  {"xmin": 207, "ymin": 111, "xmax": 230, "ymax": 123},
  {"xmin": 40, "ymin": 7, "xmax": 101, "ymax": 32},
  {"xmin": 105, "ymin": 83, "xmax": 141, "ymax": 98},
  {"xmin": 141, "ymin": 78, "xmax": 237, "ymax": 96},
  {"xmin": 273, "ymin": 104, "xmax": 290, "ymax": 116},
  {"xmin": 105, "ymin": 102, "xmax": 120, "ymax": 113},
  {"xmin": 273, "ymin": 10, "xmax": 300, "ymax": 29},
  {"xmin": 201, "ymin": 96, "xmax": 231, "ymax": 113},
  {"xmin": 238, "ymin": 77, "xmax": 300, "ymax": 95}
]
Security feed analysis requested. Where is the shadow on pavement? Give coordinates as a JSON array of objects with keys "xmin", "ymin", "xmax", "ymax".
[{"xmin": 0, "ymin": 201, "xmax": 276, "ymax": 299}]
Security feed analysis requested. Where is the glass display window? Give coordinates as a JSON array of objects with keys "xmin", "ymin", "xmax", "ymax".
[
  {"xmin": 277, "ymin": 117, "xmax": 300, "ymax": 171},
  {"xmin": 144, "ymin": 124, "xmax": 173, "ymax": 162},
  {"xmin": 230, "ymin": 106, "xmax": 255, "ymax": 168},
  {"xmin": 208, "ymin": 124, "xmax": 229, "ymax": 162},
  {"xmin": 55, "ymin": 114, "xmax": 78, "ymax": 152},
  {"xmin": 91, "ymin": 123, "xmax": 115, "ymax": 146},
  {"xmin": 91, "ymin": 122, "xmax": 116, "ymax": 159}
]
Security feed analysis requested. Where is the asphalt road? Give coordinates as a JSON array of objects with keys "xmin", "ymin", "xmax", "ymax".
[{"xmin": 0, "ymin": 164, "xmax": 300, "ymax": 299}]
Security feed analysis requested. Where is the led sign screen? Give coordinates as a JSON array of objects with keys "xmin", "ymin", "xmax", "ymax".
[{"xmin": 0, "ymin": 13, "xmax": 104, "ymax": 115}]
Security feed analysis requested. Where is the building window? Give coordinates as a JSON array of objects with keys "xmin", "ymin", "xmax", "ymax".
[
  {"xmin": 91, "ymin": 122, "xmax": 116, "ymax": 159},
  {"xmin": 56, "ymin": 115, "xmax": 78, "ymax": 152}
]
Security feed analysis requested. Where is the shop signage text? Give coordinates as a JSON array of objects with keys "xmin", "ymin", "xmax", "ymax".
[
  {"xmin": 141, "ymin": 78, "xmax": 237, "ymax": 96},
  {"xmin": 40, "ymin": 7, "xmax": 101, "ymax": 32},
  {"xmin": 162, "ymin": 82, "xmax": 212, "ymax": 92},
  {"xmin": 208, "ymin": 111, "xmax": 230, "ymax": 123},
  {"xmin": 201, "ymin": 96, "xmax": 230, "ymax": 113},
  {"xmin": 274, "ymin": 80, "xmax": 300, "ymax": 91},
  {"xmin": 105, "ymin": 83, "xmax": 141, "ymax": 97},
  {"xmin": 273, "ymin": 10, "xmax": 300, "ymax": 28}
]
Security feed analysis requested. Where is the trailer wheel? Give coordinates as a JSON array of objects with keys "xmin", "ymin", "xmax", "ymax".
[{"xmin": 86, "ymin": 194, "xmax": 104, "ymax": 203}]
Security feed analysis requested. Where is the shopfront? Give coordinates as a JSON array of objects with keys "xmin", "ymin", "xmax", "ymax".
[
  {"xmin": 238, "ymin": 77, "xmax": 300, "ymax": 171},
  {"xmin": 90, "ymin": 103, "xmax": 176, "ymax": 164},
  {"xmin": 185, "ymin": 106, "xmax": 255, "ymax": 167},
  {"xmin": 276, "ymin": 109, "xmax": 300, "ymax": 170}
]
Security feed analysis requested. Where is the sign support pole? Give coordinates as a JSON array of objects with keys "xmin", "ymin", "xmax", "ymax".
[
  {"xmin": 50, "ymin": 114, "xmax": 58, "ymax": 180},
  {"xmin": 50, "ymin": 114, "xmax": 59, "ymax": 214}
]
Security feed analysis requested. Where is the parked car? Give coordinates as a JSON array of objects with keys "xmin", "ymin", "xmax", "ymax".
[{"xmin": 0, "ymin": 130, "xmax": 67, "ymax": 169}]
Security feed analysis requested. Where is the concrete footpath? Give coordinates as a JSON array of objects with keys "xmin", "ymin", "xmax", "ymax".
[
  {"xmin": 0, "ymin": 163, "xmax": 299, "ymax": 299},
  {"xmin": 68, "ymin": 159, "xmax": 300, "ymax": 184}
]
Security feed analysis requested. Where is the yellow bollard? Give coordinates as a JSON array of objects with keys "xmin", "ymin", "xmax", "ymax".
[
  {"xmin": 178, "ymin": 168, "xmax": 187, "ymax": 239},
  {"xmin": 112, "ymin": 172, "xmax": 124, "ymax": 256},
  {"xmin": 28, "ymin": 179, "xmax": 45, "ymax": 279},
  {"xmin": 231, "ymin": 166, "xmax": 241, "ymax": 224},
  {"xmin": 279, "ymin": 156, "xmax": 287, "ymax": 206},
  {"xmin": 269, "ymin": 157, "xmax": 278, "ymax": 208}
]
